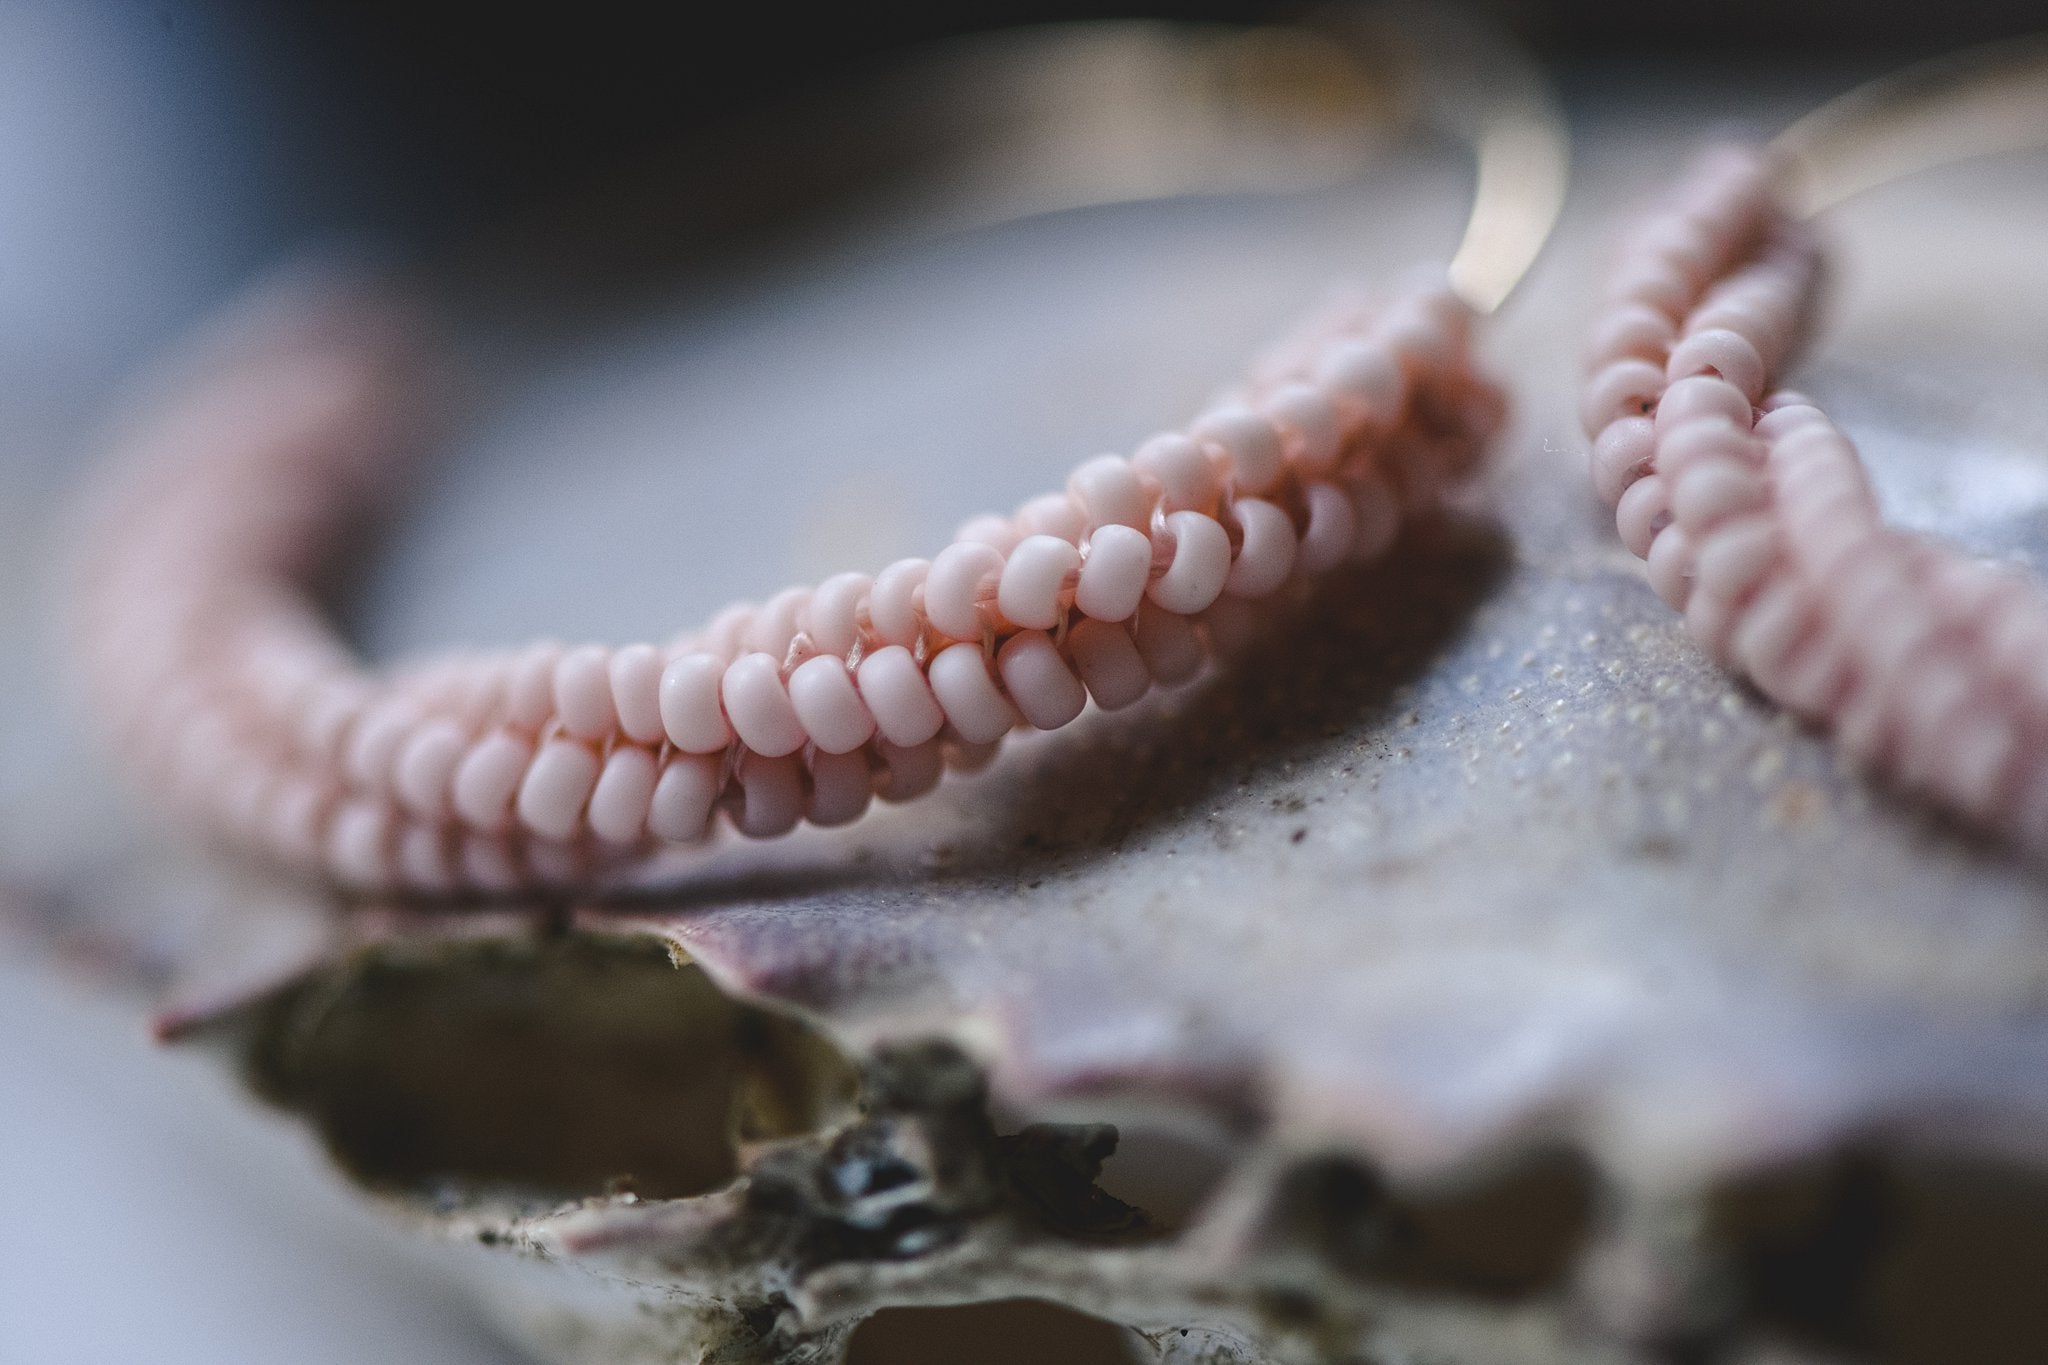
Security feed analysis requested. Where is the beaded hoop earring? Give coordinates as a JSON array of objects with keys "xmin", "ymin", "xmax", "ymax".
[
  {"xmin": 1581, "ymin": 38, "xmax": 2048, "ymax": 850},
  {"xmin": 70, "ymin": 19, "xmax": 1567, "ymax": 895}
]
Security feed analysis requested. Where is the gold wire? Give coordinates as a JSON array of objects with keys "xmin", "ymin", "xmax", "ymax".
[{"xmin": 1773, "ymin": 33, "xmax": 2048, "ymax": 218}]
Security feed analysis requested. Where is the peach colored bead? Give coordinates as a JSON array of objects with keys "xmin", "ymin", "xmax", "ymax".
[
  {"xmin": 1313, "ymin": 338, "xmax": 1405, "ymax": 430},
  {"xmin": 647, "ymin": 752, "xmax": 721, "ymax": 843},
  {"xmin": 1263, "ymin": 383, "xmax": 1343, "ymax": 475},
  {"xmin": 927, "ymin": 642, "xmax": 1016, "ymax": 745},
  {"xmin": 1296, "ymin": 482, "xmax": 1357, "ymax": 575},
  {"xmin": 1224, "ymin": 498, "xmax": 1297, "ymax": 599},
  {"xmin": 458, "ymin": 836, "xmax": 521, "ymax": 893},
  {"xmin": 731, "ymin": 751, "xmax": 804, "ymax": 839},
  {"xmin": 1655, "ymin": 375, "xmax": 1753, "ymax": 438},
  {"xmin": 721, "ymin": 652, "xmax": 806, "ymax": 758},
  {"xmin": 1192, "ymin": 405, "xmax": 1284, "ymax": 494},
  {"xmin": 1671, "ymin": 460, "xmax": 1769, "ymax": 533},
  {"xmin": 805, "ymin": 572, "xmax": 870, "ymax": 658},
  {"xmin": 394, "ymin": 719, "xmax": 466, "ymax": 820},
  {"xmin": 868, "ymin": 558, "xmax": 929, "ymax": 648},
  {"xmin": 743, "ymin": 587, "xmax": 810, "ymax": 659},
  {"xmin": 955, "ymin": 513, "xmax": 1021, "ymax": 553},
  {"xmin": 1616, "ymin": 475, "xmax": 1671, "ymax": 560},
  {"xmin": 395, "ymin": 824, "xmax": 454, "ymax": 893},
  {"xmin": 1074, "ymin": 524, "xmax": 1151, "ymax": 623},
  {"xmin": 1373, "ymin": 297, "xmax": 1455, "ymax": 375},
  {"xmin": 608, "ymin": 642, "xmax": 666, "ymax": 745},
  {"xmin": 1132, "ymin": 432, "xmax": 1221, "ymax": 514},
  {"xmin": 660, "ymin": 651, "xmax": 734, "ymax": 754},
  {"xmin": 1729, "ymin": 574, "xmax": 1815, "ymax": 696},
  {"xmin": 1606, "ymin": 259, "xmax": 1692, "ymax": 321},
  {"xmin": 1015, "ymin": 492, "xmax": 1087, "ymax": 544},
  {"xmin": 786, "ymin": 653, "xmax": 874, "ymax": 755},
  {"xmin": 553, "ymin": 644, "xmax": 616, "ymax": 742},
  {"xmin": 516, "ymin": 739, "xmax": 599, "ymax": 841},
  {"xmin": 874, "ymin": 737, "xmax": 943, "ymax": 803},
  {"xmin": 855, "ymin": 644, "xmax": 945, "ymax": 747},
  {"xmin": 1590, "ymin": 417, "xmax": 1656, "ymax": 507},
  {"xmin": 1644, "ymin": 525, "xmax": 1696, "ymax": 611},
  {"xmin": 1067, "ymin": 617, "xmax": 1149, "ymax": 712},
  {"xmin": 344, "ymin": 698, "xmax": 419, "ymax": 792},
  {"xmin": 926, "ymin": 541, "xmax": 1004, "ymax": 640},
  {"xmin": 587, "ymin": 745, "xmax": 658, "ymax": 844},
  {"xmin": 452, "ymin": 731, "xmax": 533, "ymax": 833},
  {"xmin": 998, "ymin": 534, "xmax": 1081, "ymax": 630},
  {"xmin": 1656, "ymin": 416, "xmax": 1756, "ymax": 486},
  {"xmin": 998, "ymin": 629, "xmax": 1086, "ymax": 731},
  {"xmin": 806, "ymin": 748, "xmax": 873, "ymax": 827},
  {"xmin": 1666, "ymin": 327, "xmax": 1767, "ymax": 403},
  {"xmin": 1585, "ymin": 301, "xmax": 1677, "ymax": 372},
  {"xmin": 1133, "ymin": 604, "xmax": 1205, "ymax": 685},
  {"xmin": 1147, "ymin": 510, "xmax": 1231, "ymax": 615},
  {"xmin": 506, "ymin": 644, "xmax": 563, "ymax": 732},
  {"xmin": 1067, "ymin": 454, "xmax": 1152, "ymax": 531},
  {"xmin": 326, "ymin": 800, "xmax": 391, "ymax": 886},
  {"xmin": 1579, "ymin": 359, "xmax": 1665, "ymax": 438}
]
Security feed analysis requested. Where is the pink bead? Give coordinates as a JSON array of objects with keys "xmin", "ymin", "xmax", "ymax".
[
  {"xmin": 1015, "ymin": 492, "xmax": 1087, "ymax": 544},
  {"xmin": 1313, "ymin": 338, "xmax": 1405, "ymax": 431},
  {"xmin": 954, "ymin": 513, "xmax": 1020, "ymax": 554},
  {"xmin": 731, "ymin": 751, "xmax": 804, "ymax": 838},
  {"xmin": 1655, "ymin": 374, "xmax": 1752, "ymax": 437},
  {"xmin": 553, "ymin": 645, "xmax": 616, "ymax": 742},
  {"xmin": 1670, "ymin": 459, "xmax": 1768, "ymax": 533},
  {"xmin": 1074, "ymin": 524, "xmax": 1152, "ymax": 623},
  {"xmin": 1067, "ymin": 617, "xmax": 1149, "ymax": 711},
  {"xmin": 874, "ymin": 738, "xmax": 943, "ymax": 803},
  {"xmin": 1616, "ymin": 474, "xmax": 1671, "ymax": 559},
  {"xmin": 648, "ymin": 752, "xmax": 722, "ymax": 843},
  {"xmin": 1133, "ymin": 604, "xmax": 1205, "ymax": 685},
  {"xmin": 1590, "ymin": 416, "xmax": 1656, "ymax": 507},
  {"xmin": 926, "ymin": 541, "xmax": 1004, "ymax": 641},
  {"xmin": 1068, "ymin": 454, "xmax": 1152, "ymax": 531},
  {"xmin": 1607, "ymin": 259, "xmax": 1692, "ymax": 321},
  {"xmin": 1373, "ymin": 296, "xmax": 1456, "ymax": 375},
  {"xmin": 927, "ymin": 641, "xmax": 1016, "ymax": 744},
  {"xmin": 394, "ymin": 719, "xmax": 466, "ymax": 820},
  {"xmin": 607, "ymin": 643, "xmax": 666, "ymax": 746},
  {"xmin": 1580, "ymin": 359, "xmax": 1665, "ymax": 438},
  {"xmin": 458, "ymin": 836, "xmax": 521, "ymax": 893},
  {"xmin": 344, "ymin": 698, "xmax": 418, "ymax": 792},
  {"xmin": 325, "ymin": 800, "xmax": 391, "ymax": 887},
  {"xmin": 997, "ymin": 630, "xmax": 1086, "ymax": 730},
  {"xmin": 1296, "ymin": 482, "xmax": 1357, "ymax": 574},
  {"xmin": 744, "ymin": 586, "xmax": 811, "ymax": 659},
  {"xmin": 806, "ymin": 748, "xmax": 873, "ymax": 827},
  {"xmin": 587, "ymin": 745, "xmax": 658, "ymax": 844},
  {"xmin": 1585, "ymin": 302, "xmax": 1678, "ymax": 372},
  {"xmin": 1147, "ymin": 510, "xmax": 1231, "ymax": 614},
  {"xmin": 787, "ymin": 653, "xmax": 874, "ymax": 754},
  {"xmin": 1666, "ymin": 327, "xmax": 1768, "ymax": 403},
  {"xmin": 997, "ymin": 534, "xmax": 1080, "ymax": 630},
  {"xmin": 452, "ymin": 731, "xmax": 533, "ymax": 833},
  {"xmin": 855, "ymin": 644, "xmax": 945, "ymax": 747},
  {"xmin": 1224, "ymin": 498, "xmax": 1297, "ymax": 598},
  {"xmin": 1644, "ymin": 525, "xmax": 1696, "ymax": 610},
  {"xmin": 660, "ymin": 651, "xmax": 734, "ymax": 754},
  {"xmin": 721, "ymin": 652, "xmax": 806, "ymax": 758},
  {"xmin": 1656, "ymin": 417, "xmax": 1757, "ymax": 486},
  {"xmin": 1132, "ymin": 432, "xmax": 1221, "ymax": 514},
  {"xmin": 395, "ymin": 824, "xmax": 454, "ymax": 893},
  {"xmin": 1192, "ymin": 405, "xmax": 1284, "ymax": 494},
  {"xmin": 1263, "ymin": 383, "xmax": 1343, "ymax": 474},
  {"xmin": 506, "ymin": 644, "xmax": 563, "ymax": 732},
  {"xmin": 805, "ymin": 572, "xmax": 870, "ymax": 658},
  {"xmin": 869, "ymin": 558, "xmax": 929, "ymax": 648},
  {"xmin": 517, "ymin": 739, "xmax": 599, "ymax": 841},
  {"xmin": 1730, "ymin": 574, "xmax": 1816, "ymax": 699}
]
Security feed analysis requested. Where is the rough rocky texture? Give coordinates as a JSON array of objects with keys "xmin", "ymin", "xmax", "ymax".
[{"xmin": 14, "ymin": 32, "xmax": 2048, "ymax": 1365}]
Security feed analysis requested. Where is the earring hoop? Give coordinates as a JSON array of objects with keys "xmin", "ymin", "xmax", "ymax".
[
  {"xmin": 71, "ymin": 17, "xmax": 1566, "ymax": 895},
  {"xmin": 1581, "ymin": 36, "xmax": 2048, "ymax": 849}
]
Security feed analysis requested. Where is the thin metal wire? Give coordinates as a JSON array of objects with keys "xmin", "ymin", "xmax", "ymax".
[{"xmin": 1773, "ymin": 33, "xmax": 2048, "ymax": 218}]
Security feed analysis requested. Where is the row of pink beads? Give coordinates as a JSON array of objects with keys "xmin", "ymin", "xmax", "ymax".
[
  {"xmin": 1585, "ymin": 144, "xmax": 2048, "ymax": 848},
  {"xmin": 75, "ymin": 278, "xmax": 1504, "ymax": 893}
]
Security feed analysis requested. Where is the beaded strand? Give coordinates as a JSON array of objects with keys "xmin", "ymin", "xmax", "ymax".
[
  {"xmin": 1584, "ymin": 144, "xmax": 2048, "ymax": 850},
  {"xmin": 76, "ymin": 278, "xmax": 1504, "ymax": 892}
]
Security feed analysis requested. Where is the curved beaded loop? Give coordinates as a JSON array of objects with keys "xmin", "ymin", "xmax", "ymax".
[
  {"xmin": 75, "ymin": 275, "xmax": 1506, "ymax": 892},
  {"xmin": 1583, "ymin": 143, "xmax": 2048, "ymax": 850}
]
